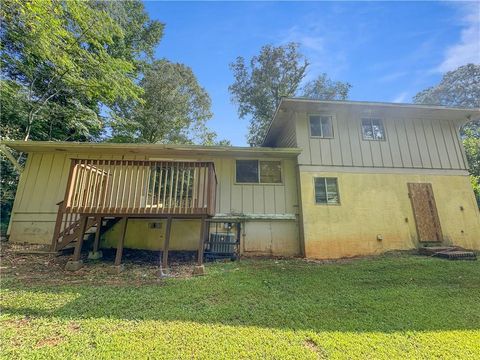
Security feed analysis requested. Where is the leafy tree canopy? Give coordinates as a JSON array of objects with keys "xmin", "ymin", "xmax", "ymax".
[
  {"xmin": 229, "ymin": 42, "xmax": 351, "ymax": 146},
  {"xmin": 0, "ymin": 0, "xmax": 163, "ymax": 142},
  {"xmin": 111, "ymin": 59, "xmax": 229, "ymax": 145}
]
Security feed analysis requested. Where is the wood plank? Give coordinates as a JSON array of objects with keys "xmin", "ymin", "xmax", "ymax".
[
  {"xmin": 114, "ymin": 217, "xmax": 129, "ymax": 266},
  {"xmin": 162, "ymin": 217, "xmax": 172, "ymax": 268}
]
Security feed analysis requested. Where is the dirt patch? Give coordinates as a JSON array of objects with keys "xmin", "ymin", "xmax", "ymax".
[
  {"xmin": 36, "ymin": 336, "xmax": 64, "ymax": 348},
  {"xmin": 1, "ymin": 242, "xmax": 201, "ymax": 286},
  {"xmin": 304, "ymin": 338, "xmax": 327, "ymax": 358}
]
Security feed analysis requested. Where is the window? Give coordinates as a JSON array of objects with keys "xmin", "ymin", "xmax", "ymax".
[
  {"xmin": 236, "ymin": 160, "xmax": 282, "ymax": 184},
  {"xmin": 314, "ymin": 177, "xmax": 339, "ymax": 204},
  {"xmin": 309, "ymin": 115, "xmax": 333, "ymax": 138},
  {"xmin": 362, "ymin": 118, "xmax": 385, "ymax": 140}
]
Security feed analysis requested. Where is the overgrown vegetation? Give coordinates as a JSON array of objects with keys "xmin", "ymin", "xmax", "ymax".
[{"xmin": 1, "ymin": 254, "xmax": 479, "ymax": 359}]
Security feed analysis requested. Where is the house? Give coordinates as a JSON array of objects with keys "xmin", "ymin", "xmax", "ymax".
[{"xmin": 3, "ymin": 99, "xmax": 479, "ymax": 268}]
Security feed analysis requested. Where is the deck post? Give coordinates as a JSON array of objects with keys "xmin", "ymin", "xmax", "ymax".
[
  {"xmin": 88, "ymin": 215, "xmax": 103, "ymax": 260},
  {"xmin": 72, "ymin": 215, "xmax": 88, "ymax": 261},
  {"xmin": 161, "ymin": 216, "xmax": 173, "ymax": 273},
  {"xmin": 51, "ymin": 201, "xmax": 65, "ymax": 251},
  {"xmin": 93, "ymin": 216, "xmax": 102, "ymax": 252},
  {"xmin": 114, "ymin": 217, "xmax": 128, "ymax": 267}
]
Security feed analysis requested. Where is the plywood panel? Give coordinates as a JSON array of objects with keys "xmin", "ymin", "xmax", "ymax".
[
  {"xmin": 408, "ymin": 183, "xmax": 443, "ymax": 242},
  {"xmin": 413, "ymin": 118, "xmax": 432, "ymax": 168},
  {"xmin": 404, "ymin": 118, "xmax": 422, "ymax": 168},
  {"xmin": 337, "ymin": 115, "xmax": 353, "ymax": 166},
  {"xmin": 242, "ymin": 185, "xmax": 254, "ymax": 213},
  {"xmin": 394, "ymin": 119, "xmax": 413, "ymax": 167},
  {"xmin": 253, "ymin": 186, "xmax": 265, "ymax": 213},
  {"xmin": 263, "ymin": 186, "xmax": 275, "ymax": 214},
  {"xmin": 385, "ymin": 119, "xmax": 403, "ymax": 167},
  {"xmin": 441, "ymin": 119, "xmax": 461, "ymax": 169},
  {"xmin": 347, "ymin": 117, "xmax": 364, "ymax": 166},
  {"xmin": 432, "ymin": 120, "xmax": 451, "ymax": 168},
  {"xmin": 309, "ymin": 139, "xmax": 321, "ymax": 165},
  {"xmin": 423, "ymin": 119, "xmax": 441, "ymax": 168},
  {"xmin": 320, "ymin": 139, "xmax": 332, "ymax": 165},
  {"xmin": 274, "ymin": 185, "xmax": 286, "ymax": 214}
]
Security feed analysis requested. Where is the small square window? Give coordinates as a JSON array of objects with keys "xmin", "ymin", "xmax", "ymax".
[
  {"xmin": 260, "ymin": 161, "xmax": 282, "ymax": 183},
  {"xmin": 362, "ymin": 118, "xmax": 385, "ymax": 140},
  {"xmin": 314, "ymin": 177, "xmax": 339, "ymax": 204},
  {"xmin": 236, "ymin": 160, "xmax": 258, "ymax": 183},
  {"xmin": 310, "ymin": 115, "xmax": 333, "ymax": 138}
]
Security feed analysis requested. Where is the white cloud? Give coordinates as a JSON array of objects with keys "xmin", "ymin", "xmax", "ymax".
[
  {"xmin": 392, "ymin": 91, "xmax": 409, "ymax": 103},
  {"xmin": 437, "ymin": 2, "xmax": 480, "ymax": 72}
]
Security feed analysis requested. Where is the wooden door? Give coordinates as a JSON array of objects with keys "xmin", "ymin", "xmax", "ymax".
[{"xmin": 408, "ymin": 183, "xmax": 443, "ymax": 242}]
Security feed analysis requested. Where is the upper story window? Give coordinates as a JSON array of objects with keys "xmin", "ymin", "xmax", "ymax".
[
  {"xmin": 309, "ymin": 115, "xmax": 333, "ymax": 138},
  {"xmin": 361, "ymin": 118, "xmax": 385, "ymax": 140},
  {"xmin": 314, "ymin": 177, "xmax": 340, "ymax": 204},
  {"xmin": 236, "ymin": 160, "xmax": 282, "ymax": 184}
]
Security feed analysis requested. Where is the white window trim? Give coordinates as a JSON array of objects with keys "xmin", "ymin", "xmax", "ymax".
[
  {"xmin": 234, "ymin": 159, "xmax": 284, "ymax": 185},
  {"xmin": 308, "ymin": 114, "xmax": 335, "ymax": 139}
]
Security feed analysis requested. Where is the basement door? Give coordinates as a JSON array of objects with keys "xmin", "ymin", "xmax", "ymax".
[{"xmin": 407, "ymin": 183, "xmax": 443, "ymax": 242}]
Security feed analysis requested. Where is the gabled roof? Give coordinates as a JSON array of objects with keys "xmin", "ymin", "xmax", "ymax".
[
  {"xmin": 263, "ymin": 97, "xmax": 480, "ymax": 146},
  {"xmin": 1, "ymin": 140, "xmax": 301, "ymax": 159}
]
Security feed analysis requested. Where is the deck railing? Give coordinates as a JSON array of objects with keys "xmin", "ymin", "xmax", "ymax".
[{"xmin": 63, "ymin": 159, "xmax": 217, "ymax": 216}]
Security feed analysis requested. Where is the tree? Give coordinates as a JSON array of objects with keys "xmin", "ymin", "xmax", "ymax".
[
  {"xmin": 413, "ymin": 63, "xmax": 480, "ymax": 204},
  {"xmin": 229, "ymin": 43, "xmax": 309, "ymax": 146},
  {"xmin": 111, "ymin": 59, "xmax": 225, "ymax": 145},
  {"xmin": 229, "ymin": 43, "xmax": 351, "ymax": 146},
  {"xmin": 301, "ymin": 73, "xmax": 351, "ymax": 101},
  {"xmin": 1, "ymin": 0, "xmax": 144, "ymax": 142}
]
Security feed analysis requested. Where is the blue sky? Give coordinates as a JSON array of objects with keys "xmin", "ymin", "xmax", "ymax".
[{"xmin": 143, "ymin": 1, "xmax": 479, "ymax": 146}]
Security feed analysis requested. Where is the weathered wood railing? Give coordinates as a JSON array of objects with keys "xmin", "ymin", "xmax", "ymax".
[{"xmin": 64, "ymin": 159, "xmax": 217, "ymax": 216}]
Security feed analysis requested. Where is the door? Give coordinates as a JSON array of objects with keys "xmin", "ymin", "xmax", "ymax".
[{"xmin": 408, "ymin": 183, "xmax": 443, "ymax": 242}]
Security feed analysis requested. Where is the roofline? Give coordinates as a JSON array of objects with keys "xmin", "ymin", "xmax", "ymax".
[
  {"xmin": 1, "ymin": 140, "xmax": 302, "ymax": 157},
  {"xmin": 262, "ymin": 97, "xmax": 480, "ymax": 145}
]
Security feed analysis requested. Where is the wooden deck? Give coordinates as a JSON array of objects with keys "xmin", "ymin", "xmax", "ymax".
[{"xmin": 52, "ymin": 159, "xmax": 217, "ymax": 269}]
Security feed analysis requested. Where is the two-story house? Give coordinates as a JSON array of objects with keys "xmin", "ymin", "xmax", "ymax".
[{"xmin": 3, "ymin": 98, "xmax": 479, "ymax": 266}]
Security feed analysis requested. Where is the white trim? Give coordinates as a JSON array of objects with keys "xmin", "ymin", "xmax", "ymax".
[{"xmin": 298, "ymin": 164, "xmax": 470, "ymax": 176}]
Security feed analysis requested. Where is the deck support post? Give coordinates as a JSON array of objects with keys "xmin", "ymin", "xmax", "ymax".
[
  {"xmin": 92, "ymin": 216, "xmax": 102, "ymax": 253},
  {"xmin": 194, "ymin": 216, "xmax": 207, "ymax": 275},
  {"xmin": 114, "ymin": 217, "xmax": 128, "ymax": 267},
  {"xmin": 88, "ymin": 215, "xmax": 103, "ymax": 260},
  {"xmin": 72, "ymin": 215, "xmax": 88, "ymax": 262},
  {"xmin": 161, "ymin": 217, "xmax": 173, "ymax": 272}
]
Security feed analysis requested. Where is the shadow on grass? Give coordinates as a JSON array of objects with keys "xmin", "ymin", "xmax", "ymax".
[{"xmin": 1, "ymin": 255, "xmax": 480, "ymax": 334}]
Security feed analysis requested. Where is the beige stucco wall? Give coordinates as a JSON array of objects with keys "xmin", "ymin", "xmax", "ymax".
[{"xmin": 299, "ymin": 169, "xmax": 480, "ymax": 259}]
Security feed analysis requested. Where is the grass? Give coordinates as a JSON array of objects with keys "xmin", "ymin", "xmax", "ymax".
[{"xmin": 1, "ymin": 253, "xmax": 480, "ymax": 359}]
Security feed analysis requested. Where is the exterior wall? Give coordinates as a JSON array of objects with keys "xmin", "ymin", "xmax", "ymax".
[
  {"xmin": 100, "ymin": 218, "xmax": 299, "ymax": 257},
  {"xmin": 298, "ymin": 169, "xmax": 480, "ymax": 259},
  {"xmin": 294, "ymin": 110, "xmax": 468, "ymax": 170},
  {"xmin": 8, "ymin": 150, "xmax": 300, "ymax": 256}
]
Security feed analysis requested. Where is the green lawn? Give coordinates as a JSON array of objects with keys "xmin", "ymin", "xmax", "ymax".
[{"xmin": 1, "ymin": 253, "xmax": 479, "ymax": 359}]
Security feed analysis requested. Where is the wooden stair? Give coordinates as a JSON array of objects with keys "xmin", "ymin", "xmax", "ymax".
[{"xmin": 53, "ymin": 216, "xmax": 121, "ymax": 252}]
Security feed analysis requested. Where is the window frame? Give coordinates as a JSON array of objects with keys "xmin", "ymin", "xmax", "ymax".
[
  {"xmin": 308, "ymin": 114, "xmax": 335, "ymax": 139},
  {"xmin": 234, "ymin": 159, "xmax": 284, "ymax": 185},
  {"xmin": 313, "ymin": 177, "xmax": 341, "ymax": 205},
  {"xmin": 361, "ymin": 117, "xmax": 386, "ymax": 141}
]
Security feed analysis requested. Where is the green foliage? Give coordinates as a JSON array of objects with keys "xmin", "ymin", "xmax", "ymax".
[
  {"xmin": 229, "ymin": 43, "xmax": 309, "ymax": 146},
  {"xmin": 301, "ymin": 73, "xmax": 352, "ymax": 100},
  {"xmin": 413, "ymin": 64, "xmax": 480, "ymax": 203},
  {"xmin": 111, "ymin": 60, "xmax": 227, "ymax": 145},
  {"xmin": 229, "ymin": 43, "xmax": 351, "ymax": 146},
  {"xmin": 1, "ymin": 255, "xmax": 480, "ymax": 358},
  {"xmin": 1, "ymin": 0, "xmax": 145, "ymax": 141}
]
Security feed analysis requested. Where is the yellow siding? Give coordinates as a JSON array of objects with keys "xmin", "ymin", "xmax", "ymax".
[
  {"xmin": 299, "ymin": 170, "xmax": 480, "ymax": 259},
  {"xmin": 8, "ymin": 150, "xmax": 300, "ymax": 256}
]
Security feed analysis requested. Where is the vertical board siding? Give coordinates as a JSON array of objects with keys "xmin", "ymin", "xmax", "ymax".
[{"xmin": 295, "ymin": 110, "xmax": 467, "ymax": 170}]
